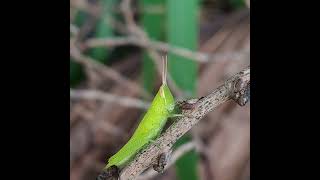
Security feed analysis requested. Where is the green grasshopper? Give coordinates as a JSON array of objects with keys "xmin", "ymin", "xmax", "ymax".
[{"xmin": 104, "ymin": 56, "xmax": 178, "ymax": 170}]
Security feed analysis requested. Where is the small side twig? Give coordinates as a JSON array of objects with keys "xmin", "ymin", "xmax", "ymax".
[
  {"xmin": 120, "ymin": 0, "xmax": 136, "ymax": 30},
  {"xmin": 70, "ymin": 46, "xmax": 151, "ymax": 99}
]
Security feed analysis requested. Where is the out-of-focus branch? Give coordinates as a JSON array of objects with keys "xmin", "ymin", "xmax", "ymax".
[
  {"xmin": 70, "ymin": 89, "xmax": 150, "ymax": 109},
  {"xmin": 110, "ymin": 0, "xmax": 247, "ymax": 98},
  {"xmin": 74, "ymin": 0, "xmax": 249, "ymax": 96},
  {"xmin": 120, "ymin": 0, "xmax": 136, "ymax": 31},
  {"xmin": 84, "ymin": 37, "xmax": 249, "ymax": 63},
  {"xmin": 70, "ymin": 46, "xmax": 151, "ymax": 99},
  {"xmin": 120, "ymin": 0, "xmax": 146, "ymax": 38}
]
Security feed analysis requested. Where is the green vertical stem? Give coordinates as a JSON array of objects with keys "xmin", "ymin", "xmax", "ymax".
[
  {"xmin": 89, "ymin": 0, "xmax": 115, "ymax": 63},
  {"xmin": 167, "ymin": 0, "xmax": 198, "ymax": 95},
  {"xmin": 229, "ymin": 0, "xmax": 246, "ymax": 9},
  {"xmin": 140, "ymin": 0, "xmax": 165, "ymax": 93},
  {"xmin": 174, "ymin": 136, "xmax": 199, "ymax": 180},
  {"xmin": 167, "ymin": 0, "xmax": 199, "ymax": 179},
  {"xmin": 70, "ymin": 10, "xmax": 87, "ymax": 86}
]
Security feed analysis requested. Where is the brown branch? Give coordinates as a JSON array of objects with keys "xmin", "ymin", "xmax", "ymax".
[
  {"xmin": 84, "ymin": 37, "xmax": 135, "ymax": 47},
  {"xmin": 84, "ymin": 37, "xmax": 249, "ymax": 63},
  {"xmin": 120, "ymin": 0, "xmax": 145, "ymax": 37},
  {"xmin": 70, "ymin": 89, "xmax": 150, "ymax": 109},
  {"xmin": 120, "ymin": 0, "xmax": 135, "ymax": 29},
  {"xmin": 99, "ymin": 66, "xmax": 250, "ymax": 180},
  {"xmin": 70, "ymin": 46, "xmax": 151, "ymax": 99}
]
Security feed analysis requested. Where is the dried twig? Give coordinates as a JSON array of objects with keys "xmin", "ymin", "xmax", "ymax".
[
  {"xmin": 120, "ymin": 0, "xmax": 136, "ymax": 30},
  {"xmin": 70, "ymin": 46, "xmax": 151, "ymax": 99},
  {"xmin": 96, "ymin": 66, "xmax": 250, "ymax": 180},
  {"xmin": 70, "ymin": 89, "xmax": 150, "ymax": 109},
  {"xmin": 85, "ymin": 37, "xmax": 136, "ymax": 47},
  {"xmin": 84, "ymin": 37, "xmax": 249, "ymax": 63}
]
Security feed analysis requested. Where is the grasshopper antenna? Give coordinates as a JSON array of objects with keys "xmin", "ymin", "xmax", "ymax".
[{"xmin": 162, "ymin": 54, "xmax": 168, "ymax": 85}]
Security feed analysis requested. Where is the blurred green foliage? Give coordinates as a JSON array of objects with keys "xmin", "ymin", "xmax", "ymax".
[
  {"xmin": 70, "ymin": 10, "xmax": 87, "ymax": 86},
  {"xmin": 89, "ymin": 0, "xmax": 115, "ymax": 63},
  {"xmin": 174, "ymin": 136, "xmax": 199, "ymax": 180},
  {"xmin": 140, "ymin": 0, "xmax": 165, "ymax": 93},
  {"xmin": 229, "ymin": 0, "xmax": 246, "ymax": 9},
  {"xmin": 70, "ymin": 1, "xmax": 117, "ymax": 87}
]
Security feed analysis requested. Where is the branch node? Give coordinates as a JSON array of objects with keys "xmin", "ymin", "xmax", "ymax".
[
  {"xmin": 175, "ymin": 98, "xmax": 200, "ymax": 112},
  {"xmin": 96, "ymin": 165, "xmax": 119, "ymax": 180},
  {"xmin": 231, "ymin": 76, "xmax": 250, "ymax": 106},
  {"xmin": 152, "ymin": 151, "xmax": 171, "ymax": 173}
]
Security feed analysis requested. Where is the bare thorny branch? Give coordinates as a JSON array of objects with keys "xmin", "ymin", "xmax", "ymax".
[
  {"xmin": 70, "ymin": 45, "xmax": 152, "ymax": 99},
  {"xmin": 97, "ymin": 66, "xmax": 250, "ymax": 180}
]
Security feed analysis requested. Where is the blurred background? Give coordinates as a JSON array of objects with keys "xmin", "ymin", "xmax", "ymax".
[{"xmin": 70, "ymin": 0, "xmax": 250, "ymax": 179}]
